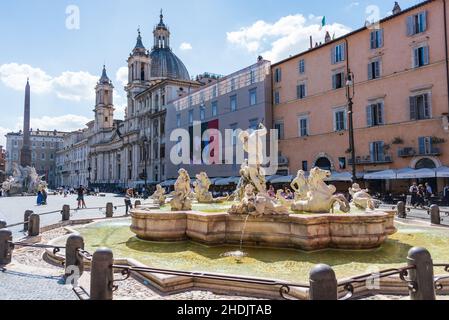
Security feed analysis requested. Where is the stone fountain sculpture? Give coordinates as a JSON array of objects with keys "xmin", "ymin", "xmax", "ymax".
[
  {"xmin": 349, "ymin": 183, "xmax": 376, "ymax": 210},
  {"xmin": 291, "ymin": 167, "xmax": 350, "ymax": 213},
  {"xmin": 229, "ymin": 124, "xmax": 289, "ymax": 216},
  {"xmin": 170, "ymin": 168, "xmax": 193, "ymax": 211},
  {"xmin": 151, "ymin": 184, "xmax": 167, "ymax": 206},
  {"xmin": 193, "ymin": 172, "xmax": 214, "ymax": 203},
  {"xmin": 1, "ymin": 163, "xmax": 46, "ymax": 196}
]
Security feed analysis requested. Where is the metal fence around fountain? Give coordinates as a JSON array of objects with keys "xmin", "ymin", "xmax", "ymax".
[{"xmin": 2, "ymin": 201, "xmax": 449, "ymax": 301}]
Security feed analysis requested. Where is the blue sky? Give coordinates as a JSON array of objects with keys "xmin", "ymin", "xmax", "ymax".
[{"xmin": 0, "ymin": 0, "xmax": 422, "ymax": 145}]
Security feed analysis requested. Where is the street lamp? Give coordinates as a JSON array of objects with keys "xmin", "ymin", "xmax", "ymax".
[
  {"xmin": 142, "ymin": 136, "xmax": 149, "ymax": 189},
  {"xmin": 87, "ymin": 165, "xmax": 92, "ymax": 188},
  {"xmin": 346, "ymin": 70, "xmax": 357, "ymax": 183}
]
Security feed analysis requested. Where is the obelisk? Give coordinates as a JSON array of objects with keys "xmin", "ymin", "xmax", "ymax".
[{"xmin": 20, "ymin": 79, "xmax": 32, "ymax": 167}]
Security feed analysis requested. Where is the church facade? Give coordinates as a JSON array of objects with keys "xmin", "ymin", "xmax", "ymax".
[{"xmin": 56, "ymin": 13, "xmax": 201, "ymax": 190}]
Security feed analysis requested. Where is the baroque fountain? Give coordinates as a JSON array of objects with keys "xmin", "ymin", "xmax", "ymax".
[
  {"xmin": 1, "ymin": 163, "xmax": 47, "ymax": 196},
  {"xmin": 130, "ymin": 125, "xmax": 396, "ymax": 251}
]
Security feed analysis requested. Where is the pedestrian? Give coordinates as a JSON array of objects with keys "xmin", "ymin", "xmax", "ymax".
[
  {"xmin": 409, "ymin": 182, "xmax": 418, "ymax": 207},
  {"xmin": 416, "ymin": 184, "xmax": 426, "ymax": 208},
  {"xmin": 124, "ymin": 188, "xmax": 133, "ymax": 215},
  {"xmin": 77, "ymin": 185, "xmax": 87, "ymax": 209},
  {"xmin": 36, "ymin": 188, "xmax": 44, "ymax": 206},
  {"xmin": 268, "ymin": 185, "xmax": 276, "ymax": 198},
  {"xmin": 41, "ymin": 187, "xmax": 48, "ymax": 205}
]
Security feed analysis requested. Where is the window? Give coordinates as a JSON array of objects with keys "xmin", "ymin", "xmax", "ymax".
[
  {"xmin": 370, "ymin": 141, "xmax": 385, "ymax": 162},
  {"xmin": 334, "ymin": 108, "xmax": 347, "ymax": 131},
  {"xmin": 299, "ymin": 59, "xmax": 305, "ymax": 74},
  {"xmin": 176, "ymin": 114, "xmax": 181, "ymax": 128},
  {"xmin": 212, "ymin": 86, "xmax": 217, "ymax": 98},
  {"xmin": 332, "ymin": 72, "xmax": 345, "ymax": 89},
  {"xmin": 250, "ymin": 70, "xmax": 256, "ymax": 84},
  {"xmin": 32, "ymin": 152, "xmax": 36, "ymax": 160},
  {"xmin": 367, "ymin": 102, "xmax": 384, "ymax": 126},
  {"xmin": 249, "ymin": 88, "xmax": 257, "ymax": 106},
  {"xmin": 274, "ymin": 91, "xmax": 280, "ymax": 105},
  {"xmin": 368, "ymin": 59, "xmax": 381, "ymax": 80},
  {"xmin": 230, "ymin": 123, "xmax": 238, "ymax": 146},
  {"xmin": 188, "ymin": 110, "xmax": 194, "ymax": 125},
  {"xmin": 230, "ymin": 95, "xmax": 237, "ymax": 112},
  {"xmin": 212, "ymin": 101, "xmax": 218, "ymax": 117},
  {"xmin": 413, "ymin": 45, "xmax": 429, "ymax": 68},
  {"xmin": 297, "ymin": 84, "xmax": 307, "ymax": 99},
  {"xmin": 105, "ymin": 117, "xmax": 108, "ymax": 122},
  {"xmin": 302, "ymin": 161, "xmax": 308, "ymax": 172},
  {"xmin": 339, "ymin": 157, "xmax": 347, "ymax": 170},
  {"xmin": 274, "ymin": 68, "xmax": 282, "ymax": 83},
  {"xmin": 41, "ymin": 153, "xmax": 46, "ymax": 160},
  {"xmin": 231, "ymin": 78, "xmax": 236, "ymax": 91},
  {"xmin": 407, "ymin": 11, "xmax": 427, "ymax": 36},
  {"xmin": 419, "ymin": 137, "xmax": 433, "ymax": 155},
  {"xmin": 298, "ymin": 116, "xmax": 309, "ymax": 137},
  {"xmin": 274, "ymin": 122, "xmax": 284, "ymax": 140},
  {"xmin": 200, "ymin": 105, "xmax": 206, "ymax": 121},
  {"xmin": 370, "ymin": 29, "xmax": 384, "ymax": 49},
  {"xmin": 410, "ymin": 93, "xmax": 431, "ymax": 120},
  {"xmin": 332, "ymin": 43, "xmax": 346, "ymax": 64}
]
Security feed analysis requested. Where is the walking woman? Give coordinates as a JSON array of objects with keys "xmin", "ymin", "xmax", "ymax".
[{"xmin": 124, "ymin": 188, "xmax": 133, "ymax": 215}]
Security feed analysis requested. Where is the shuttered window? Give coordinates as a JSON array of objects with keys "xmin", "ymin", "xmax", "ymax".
[
  {"xmin": 366, "ymin": 102, "xmax": 384, "ymax": 127},
  {"xmin": 331, "ymin": 43, "xmax": 346, "ymax": 64},
  {"xmin": 332, "ymin": 72, "xmax": 344, "ymax": 89},
  {"xmin": 413, "ymin": 45, "xmax": 430, "ymax": 68},
  {"xmin": 407, "ymin": 11, "xmax": 428, "ymax": 36},
  {"xmin": 370, "ymin": 29, "xmax": 384, "ymax": 49},
  {"xmin": 297, "ymin": 84, "xmax": 307, "ymax": 99},
  {"xmin": 368, "ymin": 59, "xmax": 381, "ymax": 80},
  {"xmin": 410, "ymin": 93, "xmax": 431, "ymax": 120},
  {"xmin": 370, "ymin": 141, "xmax": 385, "ymax": 162}
]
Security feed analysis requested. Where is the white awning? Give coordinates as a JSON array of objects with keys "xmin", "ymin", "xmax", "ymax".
[
  {"xmin": 215, "ymin": 177, "xmax": 240, "ymax": 186},
  {"xmin": 437, "ymin": 166, "xmax": 449, "ymax": 178},
  {"xmin": 326, "ymin": 172, "xmax": 353, "ymax": 182},
  {"xmin": 397, "ymin": 168, "xmax": 436, "ymax": 179},
  {"xmin": 270, "ymin": 175, "xmax": 294, "ymax": 184},
  {"xmin": 160, "ymin": 179, "xmax": 176, "ymax": 187},
  {"xmin": 364, "ymin": 170, "xmax": 397, "ymax": 180},
  {"xmin": 209, "ymin": 177, "xmax": 223, "ymax": 185}
]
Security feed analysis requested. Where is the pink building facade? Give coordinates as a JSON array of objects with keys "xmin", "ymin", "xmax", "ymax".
[{"xmin": 272, "ymin": 0, "xmax": 449, "ymax": 193}]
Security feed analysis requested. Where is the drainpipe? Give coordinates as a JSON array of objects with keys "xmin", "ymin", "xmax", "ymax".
[{"xmin": 443, "ymin": 0, "xmax": 449, "ymax": 115}]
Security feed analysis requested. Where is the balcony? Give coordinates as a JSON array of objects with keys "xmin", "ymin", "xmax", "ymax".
[
  {"xmin": 348, "ymin": 154, "xmax": 393, "ymax": 165},
  {"xmin": 398, "ymin": 147, "xmax": 442, "ymax": 158}
]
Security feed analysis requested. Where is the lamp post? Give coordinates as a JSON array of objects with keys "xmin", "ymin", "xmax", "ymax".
[
  {"xmin": 87, "ymin": 165, "xmax": 92, "ymax": 189},
  {"xmin": 346, "ymin": 70, "xmax": 357, "ymax": 183},
  {"xmin": 142, "ymin": 136, "xmax": 148, "ymax": 189}
]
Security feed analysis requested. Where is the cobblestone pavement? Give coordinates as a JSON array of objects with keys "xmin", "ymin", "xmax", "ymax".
[
  {"xmin": 379, "ymin": 204, "xmax": 449, "ymax": 226},
  {"xmin": 0, "ymin": 228, "xmax": 262, "ymax": 301},
  {"xmin": 0, "ymin": 193, "xmax": 133, "ymax": 238}
]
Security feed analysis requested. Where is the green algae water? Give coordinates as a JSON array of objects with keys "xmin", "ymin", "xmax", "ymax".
[{"xmin": 66, "ymin": 219, "xmax": 449, "ymax": 283}]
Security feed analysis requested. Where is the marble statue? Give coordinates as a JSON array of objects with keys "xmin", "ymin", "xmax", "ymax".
[
  {"xmin": 151, "ymin": 184, "xmax": 167, "ymax": 206},
  {"xmin": 290, "ymin": 170, "xmax": 309, "ymax": 201},
  {"xmin": 1, "ymin": 163, "xmax": 46, "ymax": 196},
  {"xmin": 349, "ymin": 183, "xmax": 376, "ymax": 210},
  {"xmin": 229, "ymin": 123, "xmax": 289, "ymax": 216},
  {"xmin": 170, "ymin": 168, "xmax": 192, "ymax": 211},
  {"xmin": 291, "ymin": 167, "xmax": 350, "ymax": 213},
  {"xmin": 193, "ymin": 172, "xmax": 214, "ymax": 203}
]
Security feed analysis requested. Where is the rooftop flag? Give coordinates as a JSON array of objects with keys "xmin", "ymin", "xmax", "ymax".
[{"xmin": 319, "ymin": 16, "xmax": 326, "ymax": 30}]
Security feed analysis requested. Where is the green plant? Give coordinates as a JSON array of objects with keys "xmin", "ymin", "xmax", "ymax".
[
  {"xmin": 392, "ymin": 137, "xmax": 404, "ymax": 145},
  {"xmin": 431, "ymin": 136, "xmax": 446, "ymax": 144}
]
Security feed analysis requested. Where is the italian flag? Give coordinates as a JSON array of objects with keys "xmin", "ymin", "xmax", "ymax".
[{"xmin": 319, "ymin": 16, "xmax": 326, "ymax": 30}]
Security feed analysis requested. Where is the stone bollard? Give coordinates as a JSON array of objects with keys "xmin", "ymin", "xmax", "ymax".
[
  {"xmin": 61, "ymin": 205, "xmax": 71, "ymax": 222},
  {"xmin": 0, "ymin": 220, "xmax": 6, "ymax": 229},
  {"xmin": 90, "ymin": 248, "xmax": 114, "ymax": 300},
  {"xmin": 0, "ymin": 229, "xmax": 13, "ymax": 265},
  {"xmin": 106, "ymin": 203, "xmax": 114, "ymax": 218},
  {"xmin": 28, "ymin": 214, "xmax": 40, "ymax": 237},
  {"xmin": 407, "ymin": 247, "xmax": 436, "ymax": 300},
  {"xmin": 309, "ymin": 264, "xmax": 338, "ymax": 300},
  {"xmin": 430, "ymin": 205, "xmax": 441, "ymax": 225},
  {"xmin": 23, "ymin": 210, "xmax": 33, "ymax": 231},
  {"xmin": 65, "ymin": 234, "xmax": 85, "ymax": 277},
  {"xmin": 397, "ymin": 201, "xmax": 406, "ymax": 219},
  {"xmin": 134, "ymin": 200, "xmax": 141, "ymax": 208}
]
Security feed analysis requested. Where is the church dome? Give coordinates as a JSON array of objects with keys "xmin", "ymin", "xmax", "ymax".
[
  {"xmin": 148, "ymin": 10, "xmax": 191, "ymax": 81},
  {"xmin": 149, "ymin": 48, "xmax": 190, "ymax": 80}
]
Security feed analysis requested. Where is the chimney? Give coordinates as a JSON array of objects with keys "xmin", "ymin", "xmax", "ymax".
[
  {"xmin": 309, "ymin": 36, "xmax": 313, "ymax": 49},
  {"xmin": 325, "ymin": 31, "xmax": 331, "ymax": 43},
  {"xmin": 393, "ymin": 2, "xmax": 401, "ymax": 15}
]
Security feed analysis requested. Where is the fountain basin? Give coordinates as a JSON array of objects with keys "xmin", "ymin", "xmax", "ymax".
[{"xmin": 131, "ymin": 209, "xmax": 396, "ymax": 251}]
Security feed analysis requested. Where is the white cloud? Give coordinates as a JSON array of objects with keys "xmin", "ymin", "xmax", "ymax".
[
  {"xmin": 0, "ymin": 63, "xmax": 52, "ymax": 94},
  {"xmin": 0, "ymin": 63, "xmax": 98, "ymax": 102},
  {"xmin": 346, "ymin": 2, "xmax": 360, "ymax": 10},
  {"xmin": 13, "ymin": 115, "xmax": 91, "ymax": 133},
  {"xmin": 227, "ymin": 14, "xmax": 352, "ymax": 62},
  {"xmin": 180, "ymin": 42, "xmax": 193, "ymax": 51},
  {"xmin": 116, "ymin": 66, "xmax": 128, "ymax": 87}
]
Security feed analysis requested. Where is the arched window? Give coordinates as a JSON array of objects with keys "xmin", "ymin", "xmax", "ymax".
[
  {"xmin": 415, "ymin": 158, "xmax": 436, "ymax": 169},
  {"xmin": 315, "ymin": 157, "xmax": 332, "ymax": 170}
]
